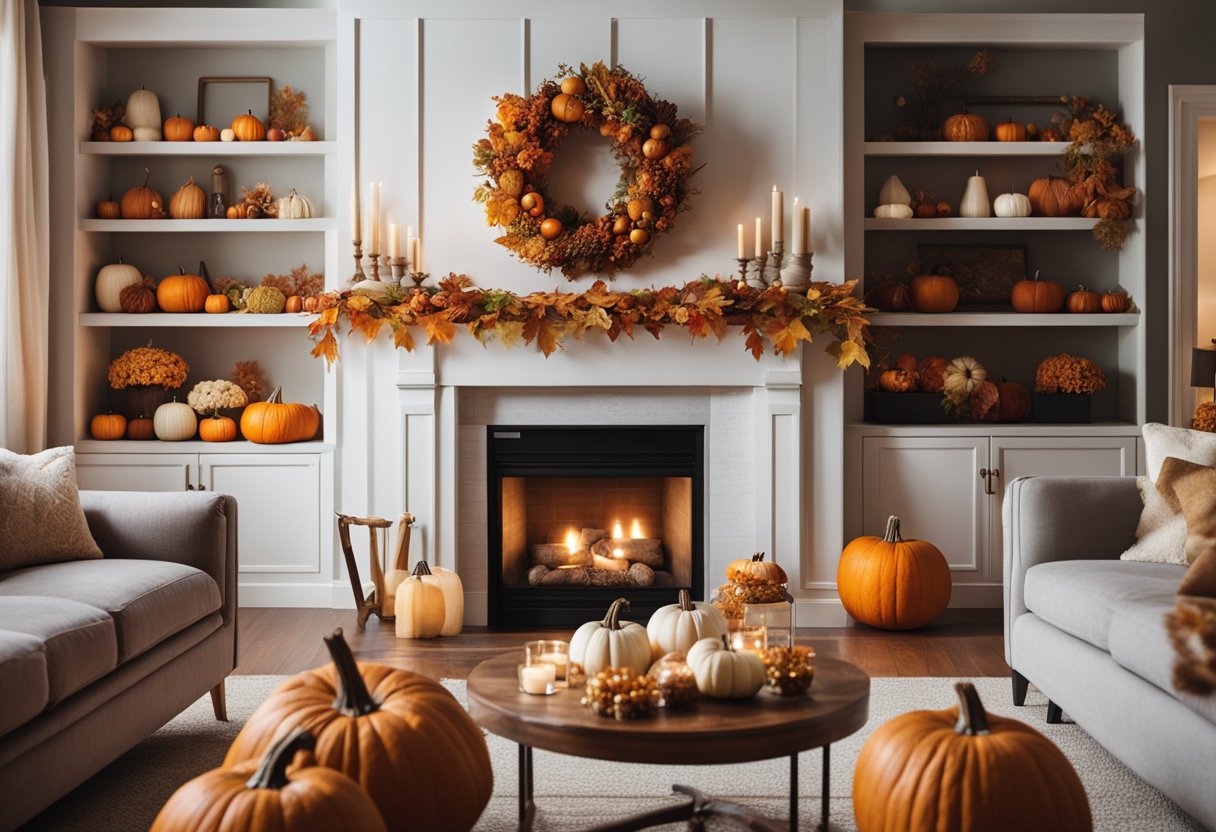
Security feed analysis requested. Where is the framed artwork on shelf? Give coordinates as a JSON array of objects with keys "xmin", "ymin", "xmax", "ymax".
[
  {"xmin": 197, "ymin": 76, "xmax": 272, "ymax": 126},
  {"xmin": 916, "ymin": 243, "xmax": 1026, "ymax": 307}
]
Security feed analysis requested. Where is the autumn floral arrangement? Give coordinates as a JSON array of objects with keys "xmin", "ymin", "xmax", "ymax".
[
  {"xmin": 1054, "ymin": 96, "xmax": 1138, "ymax": 250},
  {"xmin": 1035, "ymin": 353, "xmax": 1107, "ymax": 395},
  {"xmin": 473, "ymin": 61, "xmax": 701, "ymax": 278},
  {"xmin": 186, "ymin": 379, "xmax": 248, "ymax": 416},
  {"xmin": 107, "ymin": 344, "xmax": 188, "ymax": 390},
  {"xmin": 307, "ymin": 274, "xmax": 870, "ymax": 368}
]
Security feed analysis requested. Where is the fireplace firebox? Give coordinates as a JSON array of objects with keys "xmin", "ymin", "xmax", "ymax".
[{"xmin": 487, "ymin": 425, "xmax": 704, "ymax": 626}]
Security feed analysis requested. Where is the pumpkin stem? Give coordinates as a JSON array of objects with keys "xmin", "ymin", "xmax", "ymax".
[
  {"xmin": 266, "ymin": 385, "xmax": 284, "ymax": 404},
  {"xmin": 246, "ymin": 727, "xmax": 315, "ymax": 790},
  {"xmin": 882, "ymin": 515, "xmax": 904, "ymax": 543},
  {"xmin": 953, "ymin": 682, "xmax": 992, "ymax": 736},
  {"xmin": 752, "ymin": 552, "xmax": 765, "ymax": 563},
  {"xmin": 602, "ymin": 597, "xmax": 631, "ymax": 630},
  {"xmin": 141, "ymin": 167, "xmax": 150, "ymax": 188},
  {"xmin": 199, "ymin": 260, "xmax": 212, "ymax": 292},
  {"xmin": 323, "ymin": 628, "xmax": 379, "ymax": 717},
  {"xmin": 677, "ymin": 589, "xmax": 694, "ymax": 611},
  {"xmin": 411, "ymin": 560, "xmax": 432, "ymax": 577},
  {"xmin": 720, "ymin": 633, "xmax": 735, "ymax": 652}
]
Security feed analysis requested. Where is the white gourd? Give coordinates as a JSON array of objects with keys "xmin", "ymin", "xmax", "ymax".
[
  {"xmin": 993, "ymin": 190, "xmax": 1032, "ymax": 218},
  {"xmin": 132, "ymin": 127, "xmax": 163, "ymax": 142},
  {"xmin": 645, "ymin": 589, "xmax": 729, "ymax": 660},
  {"xmin": 959, "ymin": 171, "xmax": 991, "ymax": 218},
  {"xmin": 685, "ymin": 635, "xmax": 766, "ymax": 699},
  {"xmin": 220, "ymin": 128, "xmax": 236, "ymax": 142},
  {"xmin": 878, "ymin": 175, "xmax": 912, "ymax": 207},
  {"xmin": 125, "ymin": 87, "xmax": 162, "ymax": 130},
  {"xmin": 873, "ymin": 204, "xmax": 914, "ymax": 220},
  {"xmin": 95, "ymin": 258, "xmax": 142, "ymax": 312},
  {"xmin": 568, "ymin": 597, "xmax": 652, "ymax": 676},
  {"xmin": 152, "ymin": 399, "xmax": 197, "ymax": 441},
  {"xmin": 394, "ymin": 574, "xmax": 444, "ymax": 639},
  {"xmin": 275, "ymin": 189, "xmax": 314, "ymax": 220}
]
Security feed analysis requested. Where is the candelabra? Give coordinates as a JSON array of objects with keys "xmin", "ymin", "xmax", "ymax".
[
  {"xmin": 368, "ymin": 247, "xmax": 382, "ymax": 282},
  {"xmin": 350, "ymin": 239, "xmax": 367, "ymax": 284}
]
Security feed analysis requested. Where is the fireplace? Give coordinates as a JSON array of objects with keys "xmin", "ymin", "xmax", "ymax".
[{"xmin": 487, "ymin": 425, "xmax": 704, "ymax": 626}]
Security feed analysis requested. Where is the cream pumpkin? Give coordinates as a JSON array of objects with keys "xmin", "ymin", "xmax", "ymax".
[
  {"xmin": 153, "ymin": 399, "xmax": 197, "ymax": 441},
  {"xmin": 686, "ymin": 635, "xmax": 765, "ymax": 699},
  {"xmin": 943, "ymin": 355, "xmax": 987, "ymax": 399},
  {"xmin": 95, "ymin": 258, "xmax": 142, "ymax": 312},
  {"xmin": 873, "ymin": 203, "xmax": 914, "ymax": 220},
  {"xmin": 568, "ymin": 597, "xmax": 652, "ymax": 676},
  {"xmin": 394, "ymin": 573, "xmax": 444, "ymax": 639},
  {"xmin": 646, "ymin": 589, "xmax": 729, "ymax": 660},
  {"xmin": 391, "ymin": 560, "xmax": 463, "ymax": 637}
]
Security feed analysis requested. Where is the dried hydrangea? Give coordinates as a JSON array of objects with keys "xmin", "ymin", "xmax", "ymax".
[
  {"xmin": 233, "ymin": 360, "xmax": 268, "ymax": 403},
  {"xmin": 1035, "ymin": 354, "xmax": 1107, "ymax": 395},
  {"xmin": 107, "ymin": 345, "xmax": 188, "ymax": 389},
  {"xmin": 1193, "ymin": 401, "xmax": 1216, "ymax": 433},
  {"xmin": 187, "ymin": 379, "xmax": 248, "ymax": 415}
]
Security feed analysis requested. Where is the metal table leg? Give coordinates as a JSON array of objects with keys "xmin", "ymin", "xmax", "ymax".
[
  {"xmin": 820, "ymin": 744, "xmax": 831, "ymax": 831},
  {"xmin": 789, "ymin": 752, "xmax": 798, "ymax": 831},
  {"xmin": 518, "ymin": 743, "xmax": 535, "ymax": 831}
]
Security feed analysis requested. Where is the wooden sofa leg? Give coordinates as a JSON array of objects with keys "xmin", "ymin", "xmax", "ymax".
[
  {"xmin": 210, "ymin": 680, "xmax": 228, "ymax": 721},
  {"xmin": 1046, "ymin": 700, "xmax": 1063, "ymax": 724},
  {"xmin": 1012, "ymin": 670, "xmax": 1029, "ymax": 706}
]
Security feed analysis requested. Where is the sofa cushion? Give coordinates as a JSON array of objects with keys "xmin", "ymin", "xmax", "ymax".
[
  {"xmin": 0, "ymin": 597, "xmax": 117, "ymax": 704},
  {"xmin": 0, "ymin": 446, "xmax": 102, "ymax": 570},
  {"xmin": 1024, "ymin": 560, "xmax": 1186, "ymax": 650},
  {"xmin": 0, "ymin": 632, "xmax": 49, "ymax": 738},
  {"xmin": 0, "ymin": 560, "xmax": 221, "ymax": 662}
]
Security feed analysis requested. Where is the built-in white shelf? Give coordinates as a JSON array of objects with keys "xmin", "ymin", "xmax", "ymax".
[
  {"xmin": 80, "ymin": 218, "xmax": 334, "ymax": 233},
  {"xmin": 867, "ymin": 312, "xmax": 1139, "ymax": 327},
  {"xmin": 75, "ymin": 439, "xmax": 335, "ymax": 454},
  {"xmin": 80, "ymin": 141, "xmax": 336, "ymax": 156},
  {"xmin": 864, "ymin": 141, "xmax": 1070, "ymax": 157},
  {"xmin": 865, "ymin": 217, "xmax": 1098, "ymax": 231},
  {"xmin": 80, "ymin": 312, "xmax": 315, "ymax": 328}
]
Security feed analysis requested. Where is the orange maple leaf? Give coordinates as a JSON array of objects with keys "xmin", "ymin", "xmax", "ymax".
[
  {"xmin": 310, "ymin": 329, "xmax": 339, "ymax": 364},
  {"xmin": 768, "ymin": 316, "xmax": 811, "ymax": 356},
  {"xmin": 393, "ymin": 324, "xmax": 415, "ymax": 352},
  {"xmin": 418, "ymin": 313, "xmax": 457, "ymax": 345}
]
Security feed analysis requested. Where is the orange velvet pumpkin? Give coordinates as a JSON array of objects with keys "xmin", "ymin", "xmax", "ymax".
[
  {"xmin": 1010, "ymin": 272, "xmax": 1065, "ymax": 314},
  {"xmin": 199, "ymin": 415, "xmax": 237, "ymax": 442},
  {"xmin": 223, "ymin": 629, "xmax": 493, "ymax": 832},
  {"xmin": 725, "ymin": 552, "xmax": 788, "ymax": 585},
  {"xmin": 126, "ymin": 416, "xmax": 155, "ymax": 440},
  {"xmin": 240, "ymin": 386, "xmax": 320, "ymax": 444},
  {"xmin": 156, "ymin": 267, "xmax": 209, "ymax": 313},
  {"xmin": 119, "ymin": 276, "xmax": 158, "ymax": 313},
  {"xmin": 90, "ymin": 412, "xmax": 126, "ymax": 441},
  {"xmin": 1028, "ymin": 175, "xmax": 1080, "ymax": 217},
  {"xmin": 853, "ymin": 682, "xmax": 1092, "ymax": 832},
  {"xmin": 152, "ymin": 729, "xmax": 387, "ymax": 832},
  {"xmin": 231, "ymin": 110, "xmax": 267, "ymax": 141},
  {"xmin": 162, "ymin": 114, "xmax": 194, "ymax": 142},
  {"xmin": 910, "ymin": 274, "xmax": 959, "ymax": 313},
  {"xmin": 837, "ymin": 515, "xmax": 951, "ymax": 630}
]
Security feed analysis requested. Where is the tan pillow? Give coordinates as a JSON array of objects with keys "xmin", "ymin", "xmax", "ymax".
[
  {"xmin": 0, "ymin": 447, "xmax": 102, "ymax": 569},
  {"xmin": 1120, "ymin": 476, "xmax": 1188, "ymax": 565},
  {"xmin": 1174, "ymin": 466, "xmax": 1216, "ymax": 597}
]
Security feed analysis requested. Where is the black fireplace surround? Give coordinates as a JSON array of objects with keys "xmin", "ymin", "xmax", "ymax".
[{"xmin": 487, "ymin": 425, "xmax": 705, "ymax": 627}]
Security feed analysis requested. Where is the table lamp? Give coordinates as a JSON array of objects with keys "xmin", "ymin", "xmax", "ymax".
[{"xmin": 1191, "ymin": 339, "xmax": 1216, "ymax": 399}]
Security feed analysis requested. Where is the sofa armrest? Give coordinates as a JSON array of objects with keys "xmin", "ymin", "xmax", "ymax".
[
  {"xmin": 1002, "ymin": 476, "xmax": 1140, "ymax": 663},
  {"xmin": 79, "ymin": 491, "xmax": 238, "ymax": 627}
]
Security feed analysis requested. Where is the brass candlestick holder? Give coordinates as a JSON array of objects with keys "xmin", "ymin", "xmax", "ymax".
[
  {"xmin": 389, "ymin": 256, "xmax": 409, "ymax": 285},
  {"xmin": 350, "ymin": 239, "xmax": 367, "ymax": 284},
  {"xmin": 368, "ymin": 249, "xmax": 382, "ymax": 282},
  {"xmin": 407, "ymin": 271, "xmax": 431, "ymax": 291}
]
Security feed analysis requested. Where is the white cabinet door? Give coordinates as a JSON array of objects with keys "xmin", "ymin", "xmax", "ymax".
[
  {"xmin": 75, "ymin": 453, "xmax": 196, "ymax": 492},
  {"xmin": 860, "ymin": 436, "xmax": 989, "ymax": 581},
  {"xmin": 200, "ymin": 454, "xmax": 322, "ymax": 574},
  {"xmin": 988, "ymin": 435, "xmax": 1138, "ymax": 580}
]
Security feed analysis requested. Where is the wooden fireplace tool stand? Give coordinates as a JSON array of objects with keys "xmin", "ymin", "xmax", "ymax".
[{"xmin": 337, "ymin": 511, "xmax": 415, "ymax": 629}]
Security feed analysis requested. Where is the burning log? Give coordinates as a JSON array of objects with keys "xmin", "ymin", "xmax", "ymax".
[
  {"xmin": 580, "ymin": 528, "xmax": 609, "ymax": 548},
  {"xmin": 592, "ymin": 553, "xmax": 631, "ymax": 572},
  {"xmin": 531, "ymin": 544, "xmax": 592, "ymax": 569},
  {"xmin": 526, "ymin": 562, "xmax": 656, "ymax": 587},
  {"xmin": 590, "ymin": 538, "xmax": 663, "ymax": 568}
]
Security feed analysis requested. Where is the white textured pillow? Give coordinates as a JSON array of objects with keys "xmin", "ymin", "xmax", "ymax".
[
  {"xmin": 1143, "ymin": 423, "xmax": 1216, "ymax": 481},
  {"xmin": 1120, "ymin": 476, "xmax": 1188, "ymax": 565},
  {"xmin": 0, "ymin": 446, "xmax": 102, "ymax": 570}
]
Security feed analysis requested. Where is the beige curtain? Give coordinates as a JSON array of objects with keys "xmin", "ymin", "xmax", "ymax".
[{"xmin": 0, "ymin": 0, "xmax": 49, "ymax": 453}]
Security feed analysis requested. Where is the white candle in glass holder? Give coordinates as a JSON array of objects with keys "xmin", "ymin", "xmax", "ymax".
[{"xmin": 519, "ymin": 663, "xmax": 556, "ymax": 694}]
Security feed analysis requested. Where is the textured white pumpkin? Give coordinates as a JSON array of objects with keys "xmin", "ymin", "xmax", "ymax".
[
  {"xmin": 943, "ymin": 355, "xmax": 988, "ymax": 399},
  {"xmin": 646, "ymin": 589, "xmax": 729, "ymax": 660},
  {"xmin": 132, "ymin": 126, "xmax": 163, "ymax": 142},
  {"xmin": 220, "ymin": 128, "xmax": 236, "ymax": 142},
  {"xmin": 568, "ymin": 597, "xmax": 652, "ymax": 676},
  {"xmin": 878, "ymin": 175, "xmax": 912, "ymax": 207},
  {"xmin": 873, "ymin": 204, "xmax": 914, "ymax": 220},
  {"xmin": 959, "ymin": 172, "xmax": 991, "ymax": 218},
  {"xmin": 686, "ymin": 635, "xmax": 765, "ymax": 699},
  {"xmin": 993, "ymin": 190, "xmax": 1032, "ymax": 218},
  {"xmin": 153, "ymin": 399, "xmax": 197, "ymax": 441},
  {"xmin": 275, "ymin": 189, "xmax": 314, "ymax": 219},
  {"xmin": 394, "ymin": 574, "xmax": 444, "ymax": 639},
  {"xmin": 125, "ymin": 88, "xmax": 162, "ymax": 129},
  {"xmin": 95, "ymin": 258, "xmax": 142, "ymax": 312}
]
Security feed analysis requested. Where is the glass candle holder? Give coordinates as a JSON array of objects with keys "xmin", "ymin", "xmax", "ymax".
[
  {"xmin": 730, "ymin": 623, "xmax": 768, "ymax": 654},
  {"xmin": 744, "ymin": 601, "xmax": 794, "ymax": 648},
  {"xmin": 517, "ymin": 662, "xmax": 557, "ymax": 695},
  {"xmin": 525, "ymin": 639, "xmax": 570, "ymax": 688}
]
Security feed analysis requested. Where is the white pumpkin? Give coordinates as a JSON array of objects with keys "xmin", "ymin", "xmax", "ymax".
[
  {"xmin": 95, "ymin": 257, "xmax": 142, "ymax": 312},
  {"xmin": 568, "ymin": 597, "xmax": 652, "ymax": 676},
  {"xmin": 408, "ymin": 560, "xmax": 463, "ymax": 636},
  {"xmin": 959, "ymin": 171, "xmax": 991, "ymax": 218},
  {"xmin": 132, "ymin": 126, "xmax": 163, "ymax": 142},
  {"xmin": 943, "ymin": 355, "xmax": 988, "ymax": 399},
  {"xmin": 993, "ymin": 189, "xmax": 1032, "ymax": 218},
  {"xmin": 686, "ymin": 635, "xmax": 766, "ymax": 699},
  {"xmin": 873, "ymin": 204, "xmax": 914, "ymax": 220},
  {"xmin": 220, "ymin": 128, "xmax": 236, "ymax": 142},
  {"xmin": 125, "ymin": 87, "xmax": 162, "ymax": 130},
  {"xmin": 275, "ymin": 189, "xmax": 314, "ymax": 220},
  {"xmin": 394, "ymin": 574, "xmax": 444, "ymax": 639},
  {"xmin": 878, "ymin": 175, "xmax": 912, "ymax": 207},
  {"xmin": 646, "ymin": 589, "xmax": 729, "ymax": 660},
  {"xmin": 153, "ymin": 399, "xmax": 197, "ymax": 441}
]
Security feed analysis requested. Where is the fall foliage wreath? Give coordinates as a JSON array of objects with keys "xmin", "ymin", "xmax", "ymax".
[{"xmin": 473, "ymin": 62, "xmax": 700, "ymax": 278}]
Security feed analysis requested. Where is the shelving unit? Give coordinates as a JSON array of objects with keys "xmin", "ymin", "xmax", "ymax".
[
  {"xmin": 865, "ymin": 217, "xmax": 1098, "ymax": 231},
  {"xmin": 864, "ymin": 141, "xmax": 1071, "ymax": 157},
  {"xmin": 80, "ymin": 219, "xmax": 335, "ymax": 232},
  {"xmin": 79, "ymin": 312, "xmax": 316, "ymax": 328},
  {"xmin": 80, "ymin": 141, "xmax": 336, "ymax": 156},
  {"xmin": 866, "ymin": 312, "xmax": 1139, "ymax": 327}
]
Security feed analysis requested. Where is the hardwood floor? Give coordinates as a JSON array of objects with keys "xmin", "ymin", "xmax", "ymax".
[{"xmin": 233, "ymin": 608, "xmax": 1010, "ymax": 680}]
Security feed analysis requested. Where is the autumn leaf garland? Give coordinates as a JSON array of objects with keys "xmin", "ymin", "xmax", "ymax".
[{"xmin": 307, "ymin": 275, "xmax": 871, "ymax": 368}]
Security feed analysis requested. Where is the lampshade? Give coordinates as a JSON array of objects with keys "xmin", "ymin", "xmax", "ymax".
[{"xmin": 1191, "ymin": 344, "xmax": 1216, "ymax": 387}]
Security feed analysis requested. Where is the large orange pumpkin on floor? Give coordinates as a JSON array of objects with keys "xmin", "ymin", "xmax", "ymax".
[
  {"xmin": 837, "ymin": 515, "xmax": 951, "ymax": 630},
  {"xmin": 224, "ymin": 629, "xmax": 492, "ymax": 832},
  {"xmin": 853, "ymin": 682, "xmax": 1092, "ymax": 832},
  {"xmin": 240, "ymin": 386, "xmax": 320, "ymax": 444},
  {"xmin": 153, "ymin": 728, "xmax": 386, "ymax": 832}
]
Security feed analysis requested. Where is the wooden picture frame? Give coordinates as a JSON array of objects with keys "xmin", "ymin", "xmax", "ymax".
[
  {"xmin": 197, "ymin": 76, "xmax": 272, "ymax": 126},
  {"xmin": 916, "ymin": 243, "xmax": 1027, "ymax": 306}
]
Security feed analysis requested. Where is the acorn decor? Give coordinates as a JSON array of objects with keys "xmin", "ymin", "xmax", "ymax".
[{"xmin": 581, "ymin": 667, "xmax": 660, "ymax": 720}]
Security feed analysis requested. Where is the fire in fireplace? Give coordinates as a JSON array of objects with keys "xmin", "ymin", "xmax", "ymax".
[{"xmin": 487, "ymin": 425, "xmax": 704, "ymax": 626}]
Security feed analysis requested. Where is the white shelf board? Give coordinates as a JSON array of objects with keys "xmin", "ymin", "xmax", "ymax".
[
  {"xmin": 76, "ymin": 439, "xmax": 334, "ymax": 454},
  {"xmin": 80, "ymin": 141, "xmax": 335, "ymax": 156},
  {"xmin": 867, "ymin": 312, "xmax": 1139, "ymax": 327},
  {"xmin": 865, "ymin": 217, "xmax": 1098, "ymax": 231},
  {"xmin": 845, "ymin": 422, "xmax": 1141, "ymax": 437},
  {"xmin": 80, "ymin": 312, "xmax": 315, "ymax": 328},
  {"xmin": 79, "ymin": 218, "xmax": 334, "ymax": 233},
  {"xmin": 865, "ymin": 141, "xmax": 1070, "ymax": 156}
]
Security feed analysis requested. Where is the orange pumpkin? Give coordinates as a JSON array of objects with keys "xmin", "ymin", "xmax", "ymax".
[
  {"xmin": 996, "ymin": 380, "xmax": 1030, "ymax": 423},
  {"xmin": 910, "ymin": 274, "xmax": 959, "ymax": 313},
  {"xmin": 725, "ymin": 552, "xmax": 788, "ymax": 585},
  {"xmin": 226, "ymin": 203, "xmax": 248, "ymax": 219},
  {"xmin": 204, "ymin": 294, "xmax": 230, "ymax": 314},
  {"xmin": 152, "ymin": 729, "xmax": 387, "ymax": 832},
  {"xmin": 224, "ymin": 629, "xmax": 492, "ymax": 832},
  {"xmin": 96, "ymin": 198, "xmax": 121, "ymax": 219},
  {"xmin": 120, "ymin": 168, "xmax": 164, "ymax": 220},
  {"xmin": 162, "ymin": 114, "xmax": 194, "ymax": 142},
  {"xmin": 192, "ymin": 124, "xmax": 220, "ymax": 142},
  {"xmin": 240, "ymin": 386, "xmax": 320, "ymax": 444},
  {"xmin": 156, "ymin": 267, "xmax": 209, "ymax": 313},
  {"xmin": 1028, "ymin": 175, "xmax": 1080, "ymax": 217},
  {"xmin": 231, "ymin": 110, "xmax": 267, "ymax": 141},
  {"xmin": 837, "ymin": 515, "xmax": 951, "ymax": 630},
  {"xmin": 285, "ymin": 295, "xmax": 304, "ymax": 314},
  {"xmin": 942, "ymin": 108, "xmax": 989, "ymax": 142},
  {"xmin": 993, "ymin": 118, "xmax": 1028, "ymax": 142},
  {"xmin": 1010, "ymin": 272, "xmax": 1065, "ymax": 314},
  {"xmin": 878, "ymin": 368, "xmax": 919, "ymax": 393},
  {"xmin": 1102, "ymin": 290, "xmax": 1130, "ymax": 313},
  {"xmin": 854, "ymin": 682, "xmax": 1092, "ymax": 832},
  {"xmin": 1066, "ymin": 285, "xmax": 1101, "ymax": 314},
  {"xmin": 90, "ymin": 412, "xmax": 126, "ymax": 440},
  {"xmin": 109, "ymin": 125, "xmax": 134, "ymax": 142},
  {"xmin": 126, "ymin": 416, "xmax": 155, "ymax": 440},
  {"xmin": 868, "ymin": 282, "xmax": 911, "ymax": 312},
  {"xmin": 550, "ymin": 93, "xmax": 585, "ymax": 123},
  {"xmin": 168, "ymin": 176, "xmax": 205, "ymax": 220},
  {"xmin": 198, "ymin": 415, "xmax": 237, "ymax": 442},
  {"xmin": 917, "ymin": 356, "xmax": 950, "ymax": 393}
]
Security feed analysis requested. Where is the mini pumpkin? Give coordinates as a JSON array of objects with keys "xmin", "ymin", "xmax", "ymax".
[
  {"xmin": 646, "ymin": 589, "xmax": 729, "ymax": 660},
  {"xmin": 918, "ymin": 356, "xmax": 950, "ymax": 393},
  {"xmin": 993, "ymin": 189, "xmax": 1032, "ymax": 218},
  {"xmin": 878, "ymin": 368, "xmax": 919, "ymax": 393},
  {"xmin": 95, "ymin": 257, "xmax": 143, "ymax": 313},
  {"xmin": 568, "ymin": 597, "xmax": 652, "ymax": 676},
  {"xmin": 993, "ymin": 118, "xmax": 1028, "ymax": 142},
  {"xmin": 96, "ymin": 198, "xmax": 121, "ymax": 219},
  {"xmin": 232, "ymin": 110, "xmax": 267, "ymax": 141},
  {"xmin": 686, "ymin": 635, "xmax": 766, "ymax": 699},
  {"xmin": 275, "ymin": 189, "xmax": 314, "ymax": 220},
  {"xmin": 550, "ymin": 93, "xmax": 584, "ymax": 123},
  {"xmin": 910, "ymin": 274, "xmax": 959, "ymax": 313},
  {"xmin": 198, "ymin": 415, "xmax": 237, "ymax": 442},
  {"xmin": 1066, "ymin": 285, "xmax": 1101, "ymax": 314},
  {"xmin": 226, "ymin": 203, "xmax": 249, "ymax": 219},
  {"xmin": 725, "ymin": 552, "xmax": 788, "ymax": 585},
  {"xmin": 1102, "ymin": 290, "xmax": 1131, "ymax": 313},
  {"xmin": 869, "ymin": 281, "xmax": 911, "ymax": 312},
  {"xmin": 168, "ymin": 176, "xmax": 205, "ymax": 220},
  {"xmin": 109, "ymin": 125, "xmax": 133, "ymax": 142},
  {"xmin": 193, "ymin": 124, "xmax": 219, "ymax": 142},
  {"xmin": 240, "ymin": 386, "xmax": 320, "ymax": 444},
  {"xmin": 642, "ymin": 137, "xmax": 670, "ymax": 159},
  {"xmin": 204, "ymin": 294, "xmax": 230, "ymax": 314},
  {"xmin": 942, "ymin": 108, "xmax": 989, "ymax": 142},
  {"xmin": 943, "ymin": 355, "xmax": 987, "ymax": 399},
  {"xmin": 153, "ymin": 399, "xmax": 197, "ymax": 441},
  {"xmin": 285, "ymin": 295, "xmax": 304, "ymax": 313},
  {"xmin": 126, "ymin": 416, "xmax": 155, "ymax": 440},
  {"xmin": 162, "ymin": 114, "xmax": 194, "ymax": 142},
  {"xmin": 90, "ymin": 412, "xmax": 126, "ymax": 441},
  {"xmin": 837, "ymin": 515, "xmax": 951, "ymax": 630},
  {"xmin": 119, "ymin": 276, "xmax": 158, "ymax": 313}
]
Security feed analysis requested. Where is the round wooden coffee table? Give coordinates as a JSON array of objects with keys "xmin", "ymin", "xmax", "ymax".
[{"xmin": 467, "ymin": 651, "xmax": 870, "ymax": 831}]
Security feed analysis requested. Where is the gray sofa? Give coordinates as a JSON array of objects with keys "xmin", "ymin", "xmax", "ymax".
[
  {"xmin": 0, "ymin": 490, "xmax": 237, "ymax": 831},
  {"xmin": 1004, "ymin": 476, "xmax": 1216, "ymax": 829}
]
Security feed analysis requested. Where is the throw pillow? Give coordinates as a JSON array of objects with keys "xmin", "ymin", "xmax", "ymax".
[
  {"xmin": 1166, "ymin": 596, "xmax": 1216, "ymax": 695},
  {"xmin": 1155, "ymin": 456, "xmax": 1211, "ymax": 514},
  {"xmin": 0, "ymin": 446, "xmax": 102, "ymax": 569},
  {"xmin": 1120, "ymin": 476, "xmax": 1188, "ymax": 565},
  {"xmin": 1143, "ymin": 422, "xmax": 1216, "ymax": 481},
  {"xmin": 1174, "ymin": 466, "xmax": 1216, "ymax": 595}
]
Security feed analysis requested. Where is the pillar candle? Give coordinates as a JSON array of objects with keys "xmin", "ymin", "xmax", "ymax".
[
  {"xmin": 349, "ymin": 175, "xmax": 360, "ymax": 241},
  {"xmin": 771, "ymin": 185, "xmax": 783, "ymax": 243},
  {"xmin": 755, "ymin": 217, "xmax": 763, "ymax": 258},
  {"xmin": 737, "ymin": 224, "xmax": 745, "ymax": 259},
  {"xmin": 805, "ymin": 205, "xmax": 813, "ymax": 254},
  {"xmin": 368, "ymin": 181, "xmax": 380, "ymax": 253},
  {"xmin": 407, "ymin": 229, "xmax": 417, "ymax": 268},
  {"xmin": 791, "ymin": 197, "xmax": 803, "ymax": 255},
  {"xmin": 389, "ymin": 223, "xmax": 401, "ymax": 258},
  {"xmin": 413, "ymin": 237, "xmax": 422, "ymax": 272}
]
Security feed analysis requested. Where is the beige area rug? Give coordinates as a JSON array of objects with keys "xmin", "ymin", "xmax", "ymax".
[{"xmin": 20, "ymin": 676, "xmax": 1202, "ymax": 831}]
